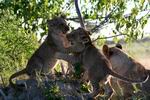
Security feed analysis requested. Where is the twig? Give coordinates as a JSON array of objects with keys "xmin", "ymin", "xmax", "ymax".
[
  {"xmin": 66, "ymin": 17, "xmax": 79, "ymax": 21},
  {"xmin": 90, "ymin": 8, "xmax": 150, "ymax": 33},
  {"xmin": 92, "ymin": 34, "xmax": 129, "ymax": 42}
]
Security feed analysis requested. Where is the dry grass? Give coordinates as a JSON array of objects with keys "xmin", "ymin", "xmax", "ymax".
[
  {"xmin": 122, "ymin": 40, "xmax": 150, "ymax": 70},
  {"xmin": 137, "ymin": 58, "xmax": 150, "ymax": 70}
]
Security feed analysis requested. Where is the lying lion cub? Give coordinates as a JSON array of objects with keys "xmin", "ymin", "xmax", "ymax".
[{"xmin": 102, "ymin": 44, "xmax": 150, "ymax": 99}]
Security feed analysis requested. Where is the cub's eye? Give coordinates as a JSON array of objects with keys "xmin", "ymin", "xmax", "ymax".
[{"xmin": 80, "ymin": 36, "xmax": 90, "ymax": 44}]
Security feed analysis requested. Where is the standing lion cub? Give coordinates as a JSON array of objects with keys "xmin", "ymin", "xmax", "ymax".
[{"xmin": 9, "ymin": 16, "xmax": 70, "ymax": 89}]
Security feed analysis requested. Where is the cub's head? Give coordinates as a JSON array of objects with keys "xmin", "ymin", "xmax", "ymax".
[
  {"xmin": 67, "ymin": 28, "xmax": 91, "ymax": 45},
  {"xmin": 47, "ymin": 16, "xmax": 69, "ymax": 34},
  {"xmin": 47, "ymin": 16, "xmax": 70, "ymax": 48},
  {"xmin": 102, "ymin": 44, "xmax": 148, "ymax": 82},
  {"xmin": 66, "ymin": 28, "xmax": 92, "ymax": 53}
]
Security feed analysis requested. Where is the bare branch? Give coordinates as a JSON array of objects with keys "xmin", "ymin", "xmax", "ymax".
[
  {"xmin": 90, "ymin": 8, "xmax": 150, "ymax": 33},
  {"xmin": 66, "ymin": 17, "xmax": 79, "ymax": 21},
  {"xmin": 92, "ymin": 34, "xmax": 129, "ymax": 42},
  {"xmin": 90, "ymin": 7, "xmax": 118, "ymax": 33},
  {"xmin": 74, "ymin": 0, "xmax": 85, "ymax": 28}
]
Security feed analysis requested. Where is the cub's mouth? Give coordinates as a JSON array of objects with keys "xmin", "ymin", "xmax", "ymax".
[{"xmin": 62, "ymin": 26, "xmax": 69, "ymax": 34}]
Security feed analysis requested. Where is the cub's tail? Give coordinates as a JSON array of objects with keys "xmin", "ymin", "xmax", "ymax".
[{"xmin": 9, "ymin": 69, "xmax": 27, "ymax": 90}]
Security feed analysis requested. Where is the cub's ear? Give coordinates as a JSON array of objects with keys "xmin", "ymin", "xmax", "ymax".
[
  {"xmin": 115, "ymin": 43, "xmax": 122, "ymax": 49},
  {"xmin": 102, "ymin": 44, "xmax": 109, "ymax": 58}
]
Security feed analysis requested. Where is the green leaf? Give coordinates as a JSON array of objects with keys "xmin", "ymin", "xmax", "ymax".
[
  {"xmin": 116, "ymin": 23, "xmax": 120, "ymax": 31},
  {"xmin": 126, "ymin": 22, "xmax": 132, "ymax": 28}
]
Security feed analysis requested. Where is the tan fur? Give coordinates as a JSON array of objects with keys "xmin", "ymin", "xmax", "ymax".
[
  {"xmin": 9, "ymin": 16, "xmax": 70, "ymax": 89},
  {"xmin": 102, "ymin": 44, "xmax": 149, "ymax": 99},
  {"xmin": 55, "ymin": 28, "xmax": 148, "ymax": 99}
]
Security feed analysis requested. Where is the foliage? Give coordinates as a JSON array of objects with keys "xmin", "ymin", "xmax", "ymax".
[
  {"xmin": 44, "ymin": 84, "xmax": 64, "ymax": 100},
  {"xmin": 81, "ymin": 0, "xmax": 149, "ymax": 40},
  {"xmin": 0, "ymin": 0, "xmax": 65, "ymax": 38},
  {"xmin": 0, "ymin": 12, "xmax": 39, "ymax": 83},
  {"xmin": 80, "ymin": 83, "xmax": 91, "ymax": 93},
  {"xmin": 0, "ymin": 0, "xmax": 149, "ymax": 40}
]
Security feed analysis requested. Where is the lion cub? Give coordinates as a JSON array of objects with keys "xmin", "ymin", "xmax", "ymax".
[
  {"xmin": 9, "ymin": 16, "xmax": 70, "ymax": 89},
  {"xmin": 55, "ymin": 28, "xmax": 148, "ymax": 98}
]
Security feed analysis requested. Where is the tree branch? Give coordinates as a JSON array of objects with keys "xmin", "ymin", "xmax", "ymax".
[
  {"xmin": 90, "ymin": 9, "xmax": 150, "ymax": 33},
  {"xmin": 90, "ymin": 7, "xmax": 118, "ymax": 33},
  {"xmin": 74, "ymin": 0, "xmax": 85, "ymax": 28},
  {"xmin": 66, "ymin": 17, "xmax": 79, "ymax": 21},
  {"xmin": 92, "ymin": 33, "xmax": 129, "ymax": 42}
]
